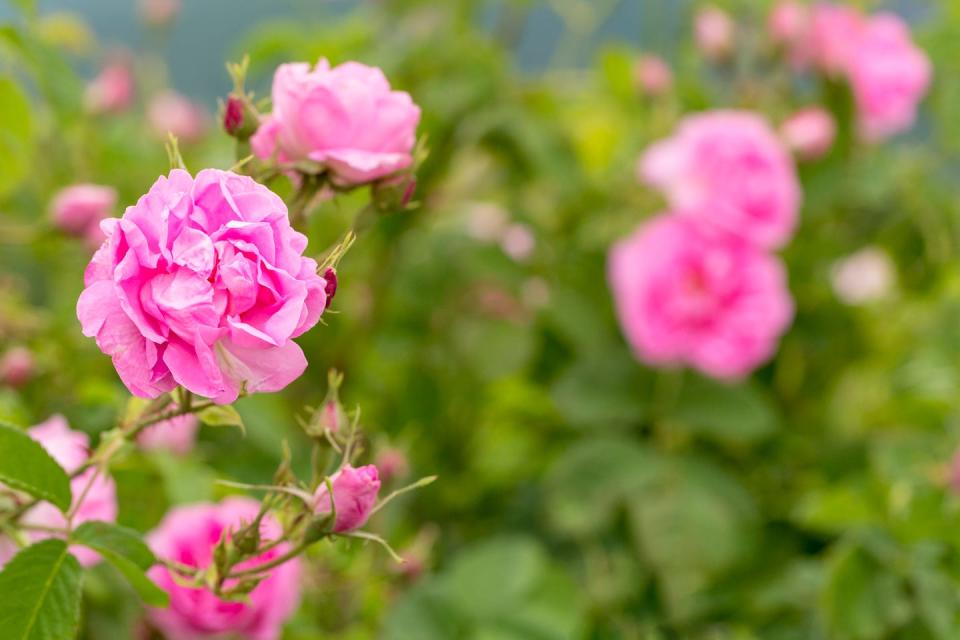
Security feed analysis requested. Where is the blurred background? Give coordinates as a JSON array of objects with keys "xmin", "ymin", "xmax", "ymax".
[{"xmin": 3, "ymin": 0, "xmax": 960, "ymax": 639}]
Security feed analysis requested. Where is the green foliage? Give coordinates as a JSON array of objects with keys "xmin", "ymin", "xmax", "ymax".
[
  {"xmin": 0, "ymin": 421, "xmax": 71, "ymax": 512},
  {"xmin": 0, "ymin": 78, "xmax": 33, "ymax": 198},
  {"xmin": 0, "ymin": 540, "xmax": 83, "ymax": 640},
  {"xmin": 71, "ymin": 521, "xmax": 168, "ymax": 607}
]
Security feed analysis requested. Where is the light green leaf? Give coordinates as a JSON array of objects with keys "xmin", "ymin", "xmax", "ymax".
[
  {"xmin": 71, "ymin": 521, "xmax": 168, "ymax": 607},
  {"xmin": 0, "ymin": 539, "xmax": 83, "ymax": 640},
  {"xmin": 0, "ymin": 78, "xmax": 33, "ymax": 198},
  {"xmin": 197, "ymin": 405, "xmax": 245, "ymax": 432},
  {"xmin": 0, "ymin": 421, "xmax": 72, "ymax": 512},
  {"xmin": 669, "ymin": 375, "xmax": 779, "ymax": 446}
]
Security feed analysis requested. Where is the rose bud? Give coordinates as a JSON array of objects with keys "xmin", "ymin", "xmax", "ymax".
[
  {"xmin": 84, "ymin": 57, "xmax": 134, "ymax": 114},
  {"xmin": 50, "ymin": 183, "xmax": 117, "ymax": 248},
  {"xmin": 779, "ymin": 107, "xmax": 836, "ymax": 160},
  {"xmin": 694, "ymin": 5, "xmax": 735, "ymax": 61},
  {"xmin": 0, "ymin": 346, "xmax": 35, "ymax": 387},
  {"xmin": 313, "ymin": 464, "xmax": 381, "ymax": 533},
  {"xmin": 375, "ymin": 448, "xmax": 409, "ymax": 484},
  {"xmin": 634, "ymin": 54, "xmax": 673, "ymax": 97}
]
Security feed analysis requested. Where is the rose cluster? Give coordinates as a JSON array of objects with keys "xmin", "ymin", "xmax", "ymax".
[{"xmin": 611, "ymin": 111, "xmax": 797, "ymax": 380}]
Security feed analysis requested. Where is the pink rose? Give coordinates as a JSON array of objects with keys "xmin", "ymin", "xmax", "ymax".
[
  {"xmin": 634, "ymin": 55, "xmax": 673, "ymax": 97},
  {"xmin": 76, "ymin": 169, "xmax": 333, "ymax": 404},
  {"xmin": 50, "ymin": 183, "xmax": 117, "ymax": 248},
  {"xmin": 780, "ymin": 107, "xmax": 836, "ymax": 160},
  {"xmin": 608, "ymin": 215, "xmax": 794, "ymax": 380},
  {"xmin": 147, "ymin": 498, "xmax": 302, "ymax": 640},
  {"xmin": 848, "ymin": 13, "xmax": 931, "ymax": 141},
  {"xmin": 0, "ymin": 346, "xmax": 35, "ymax": 387},
  {"xmin": 768, "ymin": 1, "xmax": 809, "ymax": 49},
  {"xmin": 137, "ymin": 408, "xmax": 199, "ymax": 455},
  {"xmin": 639, "ymin": 110, "xmax": 801, "ymax": 249},
  {"xmin": 374, "ymin": 448, "xmax": 409, "ymax": 484},
  {"xmin": 312, "ymin": 464, "xmax": 381, "ymax": 533},
  {"xmin": 251, "ymin": 59, "xmax": 421, "ymax": 185},
  {"xmin": 500, "ymin": 223, "xmax": 536, "ymax": 263},
  {"xmin": 2, "ymin": 416, "xmax": 118, "ymax": 568},
  {"xmin": 140, "ymin": 0, "xmax": 180, "ymax": 26},
  {"xmin": 148, "ymin": 91, "xmax": 208, "ymax": 144},
  {"xmin": 694, "ymin": 6, "xmax": 734, "ymax": 60},
  {"xmin": 806, "ymin": 4, "xmax": 864, "ymax": 74},
  {"xmin": 830, "ymin": 246, "xmax": 896, "ymax": 305},
  {"xmin": 85, "ymin": 57, "xmax": 135, "ymax": 114}
]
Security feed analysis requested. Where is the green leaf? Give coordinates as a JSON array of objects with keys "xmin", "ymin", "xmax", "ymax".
[
  {"xmin": 0, "ymin": 421, "xmax": 72, "ymax": 512},
  {"xmin": 71, "ymin": 521, "xmax": 168, "ymax": 607},
  {"xmin": 0, "ymin": 539, "xmax": 83, "ymax": 640},
  {"xmin": 197, "ymin": 405, "xmax": 245, "ymax": 432},
  {"xmin": 550, "ymin": 353, "xmax": 647, "ymax": 428},
  {"xmin": 669, "ymin": 375, "xmax": 779, "ymax": 446},
  {"xmin": 0, "ymin": 78, "xmax": 33, "ymax": 198}
]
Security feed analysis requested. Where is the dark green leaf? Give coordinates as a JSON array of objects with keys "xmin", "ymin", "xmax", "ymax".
[
  {"xmin": 0, "ymin": 540, "xmax": 83, "ymax": 640},
  {"xmin": 71, "ymin": 521, "xmax": 168, "ymax": 607},
  {"xmin": 0, "ymin": 421, "xmax": 71, "ymax": 512}
]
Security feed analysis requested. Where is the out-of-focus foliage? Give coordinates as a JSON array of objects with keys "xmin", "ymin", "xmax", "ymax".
[{"xmin": 2, "ymin": 0, "xmax": 960, "ymax": 638}]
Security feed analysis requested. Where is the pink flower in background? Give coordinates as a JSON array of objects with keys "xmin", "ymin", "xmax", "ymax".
[
  {"xmin": 848, "ymin": 13, "xmax": 931, "ymax": 141},
  {"xmin": 640, "ymin": 110, "xmax": 801, "ymax": 249},
  {"xmin": 251, "ymin": 59, "xmax": 421, "ymax": 185},
  {"xmin": 500, "ymin": 223, "xmax": 536, "ymax": 262},
  {"xmin": 780, "ymin": 107, "xmax": 836, "ymax": 160},
  {"xmin": 805, "ymin": 4, "xmax": 864, "ymax": 74},
  {"xmin": 148, "ymin": 91, "xmax": 209, "ymax": 143},
  {"xmin": 84, "ymin": 57, "xmax": 134, "ymax": 114},
  {"xmin": 0, "ymin": 416, "xmax": 118, "ymax": 568},
  {"xmin": 137, "ymin": 410, "xmax": 199, "ymax": 455},
  {"xmin": 76, "ymin": 169, "xmax": 333, "ymax": 404},
  {"xmin": 768, "ymin": 1, "xmax": 810, "ymax": 49},
  {"xmin": 634, "ymin": 54, "xmax": 673, "ymax": 97},
  {"xmin": 313, "ymin": 464, "xmax": 381, "ymax": 532},
  {"xmin": 375, "ymin": 448, "xmax": 409, "ymax": 484},
  {"xmin": 140, "ymin": 0, "xmax": 180, "ymax": 26},
  {"xmin": 147, "ymin": 498, "xmax": 302, "ymax": 640},
  {"xmin": 694, "ymin": 6, "xmax": 734, "ymax": 60},
  {"xmin": 0, "ymin": 346, "xmax": 35, "ymax": 387},
  {"xmin": 50, "ymin": 183, "xmax": 117, "ymax": 248},
  {"xmin": 830, "ymin": 247, "xmax": 896, "ymax": 305},
  {"xmin": 608, "ymin": 215, "xmax": 793, "ymax": 380}
]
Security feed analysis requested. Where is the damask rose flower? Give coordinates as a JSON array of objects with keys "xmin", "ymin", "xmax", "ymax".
[
  {"xmin": 608, "ymin": 215, "xmax": 794, "ymax": 380},
  {"xmin": 50, "ymin": 183, "xmax": 117, "ymax": 248},
  {"xmin": 848, "ymin": 13, "xmax": 931, "ymax": 141},
  {"xmin": 0, "ymin": 416, "xmax": 118, "ymax": 568},
  {"xmin": 84, "ymin": 57, "xmax": 134, "ymax": 114},
  {"xmin": 77, "ymin": 169, "xmax": 333, "ymax": 404},
  {"xmin": 147, "ymin": 498, "xmax": 302, "ymax": 640},
  {"xmin": 805, "ymin": 3, "xmax": 864, "ymax": 74},
  {"xmin": 137, "ymin": 409, "xmax": 199, "ymax": 455},
  {"xmin": 694, "ymin": 6, "xmax": 734, "ymax": 60},
  {"xmin": 639, "ymin": 110, "xmax": 801, "ymax": 249},
  {"xmin": 830, "ymin": 247, "xmax": 896, "ymax": 305},
  {"xmin": 634, "ymin": 54, "xmax": 673, "ymax": 96},
  {"xmin": 148, "ymin": 91, "xmax": 208, "ymax": 143},
  {"xmin": 768, "ymin": 1, "xmax": 809, "ymax": 49},
  {"xmin": 313, "ymin": 464, "xmax": 381, "ymax": 533},
  {"xmin": 251, "ymin": 59, "xmax": 421, "ymax": 185},
  {"xmin": 0, "ymin": 346, "xmax": 35, "ymax": 387},
  {"xmin": 780, "ymin": 107, "xmax": 836, "ymax": 160}
]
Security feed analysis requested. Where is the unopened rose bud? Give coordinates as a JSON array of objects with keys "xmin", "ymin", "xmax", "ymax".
[
  {"xmin": 0, "ymin": 346, "xmax": 34, "ymax": 387},
  {"xmin": 634, "ymin": 55, "xmax": 673, "ymax": 97},
  {"xmin": 375, "ymin": 448, "xmax": 409, "ymax": 484},
  {"xmin": 322, "ymin": 268, "xmax": 338, "ymax": 311},
  {"xmin": 312, "ymin": 464, "xmax": 381, "ymax": 533},
  {"xmin": 694, "ymin": 6, "xmax": 735, "ymax": 61},
  {"xmin": 780, "ymin": 107, "xmax": 836, "ymax": 161},
  {"xmin": 232, "ymin": 519, "xmax": 262, "ymax": 556},
  {"xmin": 222, "ymin": 94, "xmax": 259, "ymax": 141}
]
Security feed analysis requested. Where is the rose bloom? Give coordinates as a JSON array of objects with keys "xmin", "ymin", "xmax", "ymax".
[
  {"xmin": 608, "ymin": 215, "xmax": 794, "ymax": 380},
  {"xmin": 50, "ymin": 183, "xmax": 117, "ymax": 248},
  {"xmin": 634, "ymin": 54, "xmax": 673, "ymax": 97},
  {"xmin": 780, "ymin": 107, "xmax": 836, "ymax": 160},
  {"xmin": 84, "ymin": 57, "xmax": 134, "ymax": 114},
  {"xmin": 0, "ymin": 416, "xmax": 118, "ymax": 568},
  {"xmin": 639, "ymin": 110, "xmax": 801, "ymax": 249},
  {"xmin": 805, "ymin": 3, "xmax": 864, "ymax": 74},
  {"xmin": 313, "ymin": 464, "xmax": 381, "ymax": 533},
  {"xmin": 0, "ymin": 346, "xmax": 35, "ymax": 387},
  {"xmin": 137, "ymin": 409, "xmax": 199, "ymax": 455},
  {"xmin": 768, "ymin": 0, "xmax": 809, "ymax": 49},
  {"xmin": 147, "ymin": 498, "xmax": 302, "ymax": 640},
  {"xmin": 694, "ymin": 5, "xmax": 734, "ymax": 60},
  {"xmin": 77, "ymin": 168, "xmax": 333, "ymax": 404},
  {"xmin": 148, "ymin": 91, "xmax": 208, "ymax": 144},
  {"xmin": 500, "ymin": 223, "xmax": 536, "ymax": 263},
  {"xmin": 848, "ymin": 13, "xmax": 931, "ymax": 141},
  {"xmin": 830, "ymin": 247, "xmax": 896, "ymax": 306},
  {"xmin": 251, "ymin": 59, "xmax": 421, "ymax": 186}
]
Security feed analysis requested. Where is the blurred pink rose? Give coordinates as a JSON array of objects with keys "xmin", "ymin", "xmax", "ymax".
[
  {"xmin": 768, "ymin": 1, "xmax": 810, "ymax": 49},
  {"xmin": 830, "ymin": 247, "xmax": 896, "ymax": 305},
  {"xmin": 694, "ymin": 6, "xmax": 734, "ymax": 60},
  {"xmin": 50, "ymin": 183, "xmax": 117, "ymax": 248},
  {"xmin": 148, "ymin": 91, "xmax": 208, "ymax": 144},
  {"xmin": 608, "ymin": 215, "xmax": 793, "ymax": 380},
  {"xmin": 806, "ymin": 4, "xmax": 864, "ymax": 74},
  {"xmin": 0, "ymin": 346, "xmax": 35, "ymax": 387},
  {"xmin": 147, "ymin": 498, "xmax": 302, "ymax": 640},
  {"xmin": 251, "ymin": 59, "xmax": 421, "ymax": 186},
  {"xmin": 1, "ymin": 416, "xmax": 118, "ymax": 568},
  {"xmin": 140, "ymin": 0, "xmax": 180, "ymax": 26},
  {"xmin": 85, "ymin": 57, "xmax": 134, "ymax": 114},
  {"xmin": 640, "ymin": 110, "xmax": 801, "ymax": 249},
  {"xmin": 780, "ymin": 107, "xmax": 836, "ymax": 160},
  {"xmin": 375, "ymin": 448, "xmax": 409, "ymax": 484},
  {"xmin": 848, "ymin": 13, "xmax": 931, "ymax": 141},
  {"xmin": 634, "ymin": 54, "xmax": 673, "ymax": 96},
  {"xmin": 76, "ymin": 169, "xmax": 333, "ymax": 404},
  {"xmin": 313, "ymin": 464, "xmax": 381, "ymax": 533},
  {"xmin": 500, "ymin": 223, "xmax": 536, "ymax": 262},
  {"xmin": 137, "ymin": 409, "xmax": 199, "ymax": 455}
]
